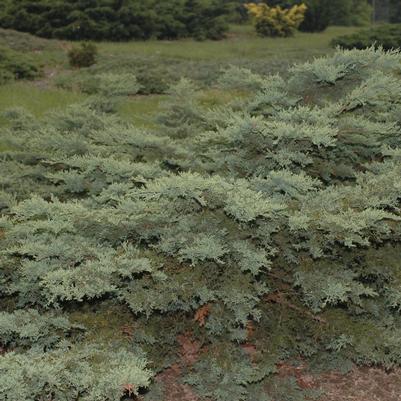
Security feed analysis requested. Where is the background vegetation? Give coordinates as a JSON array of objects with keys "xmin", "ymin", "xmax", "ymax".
[
  {"xmin": 0, "ymin": 0, "xmax": 229, "ymax": 40},
  {"xmin": 332, "ymin": 24, "xmax": 401, "ymax": 50},
  {"xmin": 0, "ymin": 0, "xmax": 383, "ymax": 41}
]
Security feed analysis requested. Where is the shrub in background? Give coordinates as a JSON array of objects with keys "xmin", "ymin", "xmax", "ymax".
[
  {"xmin": 0, "ymin": 27, "xmax": 56, "ymax": 52},
  {"xmin": 0, "ymin": 45, "xmax": 41, "ymax": 84},
  {"xmin": 245, "ymin": 0, "xmax": 372, "ymax": 32},
  {"xmin": 223, "ymin": 0, "xmax": 250, "ymax": 22},
  {"xmin": 245, "ymin": 2, "xmax": 307, "ymax": 37},
  {"xmin": 68, "ymin": 42, "xmax": 98, "ymax": 69},
  {"xmin": 0, "ymin": 0, "xmax": 229, "ymax": 41},
  {"xmin": 181, "ymin": 0, "xmax": 229, "ymax": 40},
  {"xmin": 289, "ymin": 0, "xmax": 371, "ymax": 31},
  {"xmin": 328, "ymin": 0, "xmax": 372, "ymax": 26},
  {"xmin": 332, "ymin": 24, "xmax": 401, "ymax": 50},
  {"xmin": 295, "ymin": 0, "xmax": 331, "ymax": 32}
]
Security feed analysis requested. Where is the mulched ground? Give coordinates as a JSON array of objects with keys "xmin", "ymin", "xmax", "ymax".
[
  {"xmin": 153, "ymin": 365, "xmax": 401, "ymax": 401},
  {"xmin": 276, "ymin": 361, "xmax": 401, "ymax": 400},
  {"xmin": 316, "ymin": 367, "xmax": 401, "ymax": 401},
  {"xmin": 150, "ymin": 333, "xmax": 401, "ymax": 401}
]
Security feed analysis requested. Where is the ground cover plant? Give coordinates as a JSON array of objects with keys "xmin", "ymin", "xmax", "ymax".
[
  {"xmin": 332, "ymin": 23, "xmax": 401, "ymax": 50},
  {"xmin": 0, "ymin": 45, "xmax": 41, "ymax": 84},
  {"xmin": 0, "ymin": 25, "xmax": 357, "ymax": 133},
  {"xmin": 1, "ymin": 41, "xmax": 401, "ymax": 401},
  {"xmin": 0, "ymin": 27, "xmax": 58, "ymax": 52},
  {"xmin": 54, "ymin": 25, "xmax": 357, "ymax": 96}
]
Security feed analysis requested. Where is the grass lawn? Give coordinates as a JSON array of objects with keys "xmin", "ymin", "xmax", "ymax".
[
  {"xmin": 0, "ymin": 82, "xmax": 86, "ymax": 120},
  {"xmin": 0, "ymin": 83, "xmax": 86, "ymax": 150},
  {"xmin": 98, "ymin": 26, "xmax": 359, "ymax": 61},
  {"xmin": 118, "ymin": 95, "xmax": 166, "ymax": 127},
  {"xmin": 118, "ymin": 89, "xmax": 245, "ymax": 128}
]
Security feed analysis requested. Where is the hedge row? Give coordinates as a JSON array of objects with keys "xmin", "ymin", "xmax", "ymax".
[{"xmin": 0, "ymin": 0, "xmax": 229, "ymax": 41}]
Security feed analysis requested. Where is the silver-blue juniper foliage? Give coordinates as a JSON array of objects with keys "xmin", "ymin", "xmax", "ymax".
[{"xmin": 1, "ymin": 47, "xmax": 401, "ymax": 400}]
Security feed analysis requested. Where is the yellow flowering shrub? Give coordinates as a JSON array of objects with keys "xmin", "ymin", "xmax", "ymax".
[{"xmin": 245, "ymin": 3, "xmax": 307, "ymax": 37}]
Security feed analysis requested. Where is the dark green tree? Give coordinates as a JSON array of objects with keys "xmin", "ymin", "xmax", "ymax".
[
  {"xmin": 390, "ymin": 0, "xmax": 401, "ymax": 23},
  {"xmin": 329, "ymin": 0, "xmax": 372, "ymax": 26},
  {"xmin": 296, "ymin": 0, "xmax": 332, "ymax": 32},
  {"xmin": 0, "ymin": 0, "xmax": 229, "ymax": 41}
]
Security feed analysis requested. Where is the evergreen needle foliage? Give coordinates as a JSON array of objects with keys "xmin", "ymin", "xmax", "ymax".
[
  {"xmin": 332, "ymin": 24, "xmax": 401, "ymax": 51},
  {"xmin": 0, "ymin": 45, "xmax": 41, "ymax": 84},
  {"xmin": 0, "ymin": 0, "xmax": 229, "ymax": 41},
  {"xmin": 1, "ymin": 47, "xmax": 401, "ymax": 400}
]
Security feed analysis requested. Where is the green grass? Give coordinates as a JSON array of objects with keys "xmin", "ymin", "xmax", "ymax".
[
  {"xmin": 118, "ymin": 89, "xmax": 244, "ymax": 128},
  {"xmin": 98, "ymin": 26, "xmax": 359, "ymax": 61},
  {"xmin": 0, "ymin": 82, "xmax": 86, "ymax": 151},
  {"xmin": 0, "ymin": 28, "xmax": 68, "ymax": 66},
  {"xmin": 118, "ymin": 95, "xmax": 166, "ymax": 128},
  {"xmin": 0, "ymin": 83, "xmax": 86, "ymax": 120}
]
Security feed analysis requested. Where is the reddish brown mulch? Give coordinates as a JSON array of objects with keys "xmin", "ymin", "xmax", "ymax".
[
  {"xmin": 151, "ymin": 333, "xmax": 401, "ymax": 401},
  {"xmin": 156, "ymin": 365, "xmax": 401, "ymax": 401},
  {"xmin": 316, "ymin": 367, "xmax": 401, "ymax": 401},
  {"xmin": 156, "ymin": 364, "xmax": 200, "ymax": 401},
  {"xmin": 277, "ymin": 361, "xmax": 401, "ymax": 401},
  {"xmin": 152, "ymin": 333, "xmax": 202, "ymax": 401}
]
